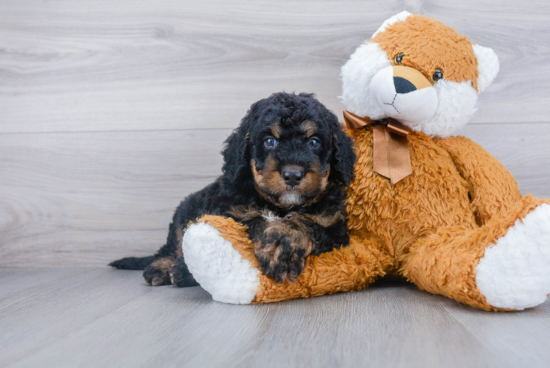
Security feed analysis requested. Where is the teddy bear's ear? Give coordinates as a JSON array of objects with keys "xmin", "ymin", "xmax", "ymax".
[
  {"xmin": 472, "ymin": 44, "xmax": 500, "ymax": 92},
  {"xmin": 371, "ymin": 11, "xmax": 412, "ymax": 38}
]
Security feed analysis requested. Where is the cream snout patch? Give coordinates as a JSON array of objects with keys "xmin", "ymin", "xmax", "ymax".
[{"xmin": 370, "ymin": 65, "xmax": 438, "ymax": 126}]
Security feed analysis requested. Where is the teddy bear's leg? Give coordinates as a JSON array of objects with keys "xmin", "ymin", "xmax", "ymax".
[
  {"xmin": 400, "ymin": 196, "xmax": 550, "ymax": 311},
  {"xmin": 182, "ymin": 215, "xmax": 392, "ymax": 304},
  {"xmin": 182, "ymin": 216, "xmax": 261, "ymax": 304}
]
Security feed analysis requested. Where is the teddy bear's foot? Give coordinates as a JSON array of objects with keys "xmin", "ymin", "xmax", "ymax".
[
  {"xmin": 476, "ymin": 204, "xmax": 550, "ymax": 310},
  {"xmin": 182, "ymin": 221, "xmax": 260, "ymax": 304}
]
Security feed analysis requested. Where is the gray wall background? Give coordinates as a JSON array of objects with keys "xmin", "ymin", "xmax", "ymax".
[{"xmin": 1, "ymin": 0, "xmax": 549, "ymax": 267}]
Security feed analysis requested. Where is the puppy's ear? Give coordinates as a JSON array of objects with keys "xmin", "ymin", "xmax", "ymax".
[
  {"xmin": 221, "ymin": 111, "xmax": 253, "ymax": 183},
  {"xmin": 331, "ymin": 124, "xmax": 356, "ymax": 187}
]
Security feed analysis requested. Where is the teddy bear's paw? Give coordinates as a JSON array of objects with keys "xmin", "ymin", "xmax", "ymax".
[
  {"xmin": 182, "ymin": 221, "xmax": 260, "ymax": 304},
  {"xmin": 476, "ymin": 204, "xmax": 550, "ymax": 310}
]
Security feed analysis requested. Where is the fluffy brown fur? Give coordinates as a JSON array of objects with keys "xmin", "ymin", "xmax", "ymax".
[{"xmin": 372, "ymin": 14, "xmax": 479, "ymax": 90}]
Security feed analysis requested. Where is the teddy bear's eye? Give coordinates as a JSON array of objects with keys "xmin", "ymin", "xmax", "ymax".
[
  {"xmin": 432, "ymin": 69, "xmax": 444, "ymax": 82},
  {"xmin": 394, "ymin": 53, "xmax": 405, "ymax": 65}
]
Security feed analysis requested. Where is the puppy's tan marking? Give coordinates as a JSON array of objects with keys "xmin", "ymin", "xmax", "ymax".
[
  {"xmin": 252, "ymin": 157, "xmax": 290, "ymax": 206},
  {"xmin": 252, "ymin": 157, "xmax": 331, "ymax": 208},
  {"xmin": 301, "ymin": 172, "xmax": 328, "ymax": 194},
  {"xmin": 299, "ymin": 163, "xmax": 330, "ymax": 205},
  {"xmin": 271, "ymin": 122, "xmax": 281, "ymax": 139},
  {"xmin": 251, "ymin": 159, "xmax": 272, "ymax": 203},
  {"xmin": 147, "ymin": 257, "xmax": 174, "ymax": 286},
  {"xmin": 228, "ymin": 204, "xmax": 262, "ymax": 221},
  {"xmin": 300, "ymin": 120, "xmax": 317, "ymax": 138},
  {"xmin": 305, "ymin": 211, "xmax": 345, "ymax": 228}
]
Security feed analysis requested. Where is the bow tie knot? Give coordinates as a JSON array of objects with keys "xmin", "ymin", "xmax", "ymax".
[{"xmin": 343, "ymin": 110, "xmax": 413, "ymax": 185}]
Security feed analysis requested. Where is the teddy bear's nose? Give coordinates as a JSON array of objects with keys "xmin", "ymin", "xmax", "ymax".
[
  {"xmin": 394, "ymin": 77, "xmax": 417, "ymax": 94},
  {"xmin": 392, "ymin": 66, "xmax": 432, "ymax": 93}
]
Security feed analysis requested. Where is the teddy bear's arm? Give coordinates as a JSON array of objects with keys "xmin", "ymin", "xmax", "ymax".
[
  {"xmin": 436, "ymin": 136, "xmax": 522, "ymax": 225},
  {"xmin": 182, "ymin": 215, "xmax": 391, "ymax": 304}
]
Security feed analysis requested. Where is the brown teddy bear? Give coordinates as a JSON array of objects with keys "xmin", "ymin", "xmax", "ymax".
[{"xmin": 181, "ymin": 12, "xmax": 550, "ymax": 311}]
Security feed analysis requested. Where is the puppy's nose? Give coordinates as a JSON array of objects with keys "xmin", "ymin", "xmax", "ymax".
[{"xmin": 282, "ymin": 168, "xmax": 304, "ymax": 187}]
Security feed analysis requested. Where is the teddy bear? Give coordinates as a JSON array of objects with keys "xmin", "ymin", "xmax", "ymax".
[{"xmin": 180, "ymin": 12, "xmax": 550, "ymax": 311}]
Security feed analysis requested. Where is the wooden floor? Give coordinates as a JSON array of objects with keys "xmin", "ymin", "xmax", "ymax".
[{"xmin": 0, "ymin": 268, "xmax": 549, "ymax": 368}]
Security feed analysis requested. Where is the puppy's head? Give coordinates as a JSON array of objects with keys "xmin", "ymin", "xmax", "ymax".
[{"xmin": 222, "ymin": 92, "xmax": 355, "ymax": 209}]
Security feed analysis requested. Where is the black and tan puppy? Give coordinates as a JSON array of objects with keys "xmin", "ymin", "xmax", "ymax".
[{"xmin": 110, "ymin": 92, "xmax": 356, "ymax": 286}]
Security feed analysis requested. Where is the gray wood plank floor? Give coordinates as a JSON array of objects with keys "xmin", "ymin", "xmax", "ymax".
[{"xmin": 1, "ymin": 268, "xmax": 549, "ymax": 368}]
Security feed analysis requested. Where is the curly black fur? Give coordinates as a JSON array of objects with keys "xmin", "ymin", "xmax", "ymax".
[{"xmin": 110, "ymin": 92, "xmax": 356, "ymax": 286}]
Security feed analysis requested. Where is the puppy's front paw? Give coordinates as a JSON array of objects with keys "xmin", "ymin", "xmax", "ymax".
[
  {"xmin": 254, "ymin": 219, "xmax": 313, "ymax": 283},
  {"xmin": 143, "ymin": 257, "xmax": 174, "ymax": 286},
  {"xmin": 171, "ymin": 256, "xmax": 199, "ymax": 287}
]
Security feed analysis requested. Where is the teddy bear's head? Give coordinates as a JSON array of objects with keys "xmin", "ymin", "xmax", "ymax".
[{"xmin": 341, "ymin": 12, "xmax": 499, "ymax": 137}]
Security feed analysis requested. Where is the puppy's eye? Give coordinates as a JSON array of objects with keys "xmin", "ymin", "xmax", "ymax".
[
  {"xmin": 394, "ymin": 53, "xmax": 405, "ymax": 65},
  {"xmin": 432, "ymin": 69, "xmax": 443, "ymax": 82},
  {"xmin": 308, "ymin": 137, "xmax": 321, "ymax": 149},
  {"xmin": 264, "ymin": 137, "xmax": 278, "ymax": 149}
]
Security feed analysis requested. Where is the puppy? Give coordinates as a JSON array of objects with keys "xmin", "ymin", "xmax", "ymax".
[{"xmin": 110, "ymin": 92, "xmax": 356, "ymax": 286}]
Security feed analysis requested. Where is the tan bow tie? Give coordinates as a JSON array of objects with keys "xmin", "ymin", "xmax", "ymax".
[{"xmin": 343, "ymin": 110, "xmax": 412, "ymax": 185}]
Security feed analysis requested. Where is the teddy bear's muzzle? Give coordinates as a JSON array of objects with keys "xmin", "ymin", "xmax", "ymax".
[{"xmin": 370, "ymin": 65, "xmax": 438, "ymax": 126}]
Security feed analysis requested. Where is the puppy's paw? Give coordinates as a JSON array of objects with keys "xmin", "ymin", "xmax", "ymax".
[
  {"xmin": 143, "ymin": 257, "xmax": 174, "ymax": 286},
  {"xmin": 171, "ymin": 256, "xmax": 199, "ymax": 287},
  {"xmin": 255, "ymin": 219, "xmax": 313, "ymax": 283}
]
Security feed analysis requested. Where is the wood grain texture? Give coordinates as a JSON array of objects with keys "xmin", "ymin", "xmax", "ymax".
[
  {"xmin": 0, "ymin": 124, "xmax": 549, "ymax": 267},
  {"xmin": 4, "ymin": 269, "xmax": 550, "ymax": 368},
  {"xmin": 0, "ymin": 269, "xmax": 153, "ymax": 366},
  {"xmin": 0, "ymin": 129, "xmax": 227, "ymax": 267},
  {"xmin": 443, "ymin": 301, "xmax": 550, "ymax": 367},
  {"xmin": 0, "ymin": 0, "xmax": 549, "ymax": 134}
]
